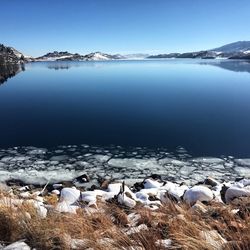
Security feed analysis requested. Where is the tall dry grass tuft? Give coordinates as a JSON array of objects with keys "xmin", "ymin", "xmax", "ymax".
[{"xmin": 0, "ymin": 206, "xmax": 20, "ymax": 243}]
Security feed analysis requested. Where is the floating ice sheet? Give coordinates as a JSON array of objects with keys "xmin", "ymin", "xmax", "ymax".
[{"xmin": 0, "ymin": 145, "xmax": 249, "ymax": 185}]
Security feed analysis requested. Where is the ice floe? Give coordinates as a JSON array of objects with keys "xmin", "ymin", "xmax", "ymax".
[{"xmin": 0, "ymin": 145, "xmax": 250, "ymax": 187}]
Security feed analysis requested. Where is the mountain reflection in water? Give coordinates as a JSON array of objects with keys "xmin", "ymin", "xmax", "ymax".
[
  {"xmin": 0, "ymin": 63, "xmax": 25, "ymax": 84},
  {"xmin": 200, "ymin": 60, "xmax": 250, "ymax": 73}
]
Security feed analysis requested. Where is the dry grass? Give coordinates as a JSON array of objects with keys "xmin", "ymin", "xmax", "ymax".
[{"xmin": 1, "ymin": 192, "xmax": 250, "ymax": 249}]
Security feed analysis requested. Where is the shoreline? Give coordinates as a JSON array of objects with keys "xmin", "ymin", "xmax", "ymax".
[
  {"xmin": 1, "ymin": 174, "xmax": 250, "ymax": 249},
  {"xmin": 1, "ymin": 146, "xmax": 250, "ymax": 249}
]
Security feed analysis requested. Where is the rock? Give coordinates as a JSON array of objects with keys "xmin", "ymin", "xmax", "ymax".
[
  {"xmin": 155, "ymin": 239, "xmax": 172, "ymax": 248},
  {"xmin": 25, "ymin": 200, "xmax": 47, "ymax": 218},
  {"xmin": 126, "ymin": 224, "xmax": 148, "ymax": 235},
  {"xmin": 225, "ymin": 186, "xmax": 250, "ymax": 203},
  {"xmin": 53, "ymin": 183, "xmax": 63, "ymax": 189},
  {"xmin": 148, "ymin": 174, "xmax": 162, "ymax": 180},
  {"xmin": 160, "ymin": 182, "xmax": 188, "ymax": 202},
  {"xmin": 52, "ymin": 189, "xmax": 60, "ymax": 195},
  {"xmin": 204, "ymin": 177, "xmax": 220, "ymax": 187},
  {"xmin": 200, "ymin": 230, "xmax": 227, "ymax": 249},
  {"xmin": 19, "ymin": 192, "xmax": 31, "ymax": 198},
  {"xmin": 18, "ymin": 186, "xmax": 30, "ymax": 191},
  {"xmin": 73, "ymin": 174, "xmax": 90, "ymax": 183},
  {"xmin": 59, "ymin": 187, "xmax": 81, "ymax": 204},
  {"xmin": 160, "ymin": 191, "xmax": 179, "ymax": 203},
  {"xmin": 107, "ymin": 183, "xmax": 137, "ymax": 200},
  {"xmin": 184, "ymin": 185, "xmax": 214, "ymax": 205},
  {"xmin": 3, "ymin": 240, "xmax": 30, "ymax": 250},
  {"xmin": 81, "ymin": 191, "xmax": 97, "ymax": 205},
  {"xmin": 0, "ymin": 182, "xmax": 11, "ymax": 192},
  {"xmin": 127, "ymin": 213, "xmax": 141, "ymax": 227},
  {"xmin": 6, "ymin": 179, "xmax": 27, "ymax": 187},
  {"xmin": 143, "ymin": 179, "xmax": 163, "ymax": 189},
  {"xmin": 190, "ymin": 201, "xmax": 208, "ymax": 213},
  {"xmin": 55, "ymin": 201, "xmax": 79, "ymax": 213},
  {"xmin": 118, "ymin": 193, "xmax": 136, "ymax": 208}
]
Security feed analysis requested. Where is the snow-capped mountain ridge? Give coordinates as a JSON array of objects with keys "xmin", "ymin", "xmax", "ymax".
[
  {"xmin": 211, "ymin": 41, "xmax": 250, "ymax": 53},
  {"xmin": 148, "ymin": 41, "xmax": 250, "ymax": 59},
  {"xmin": 1, "ymin": 41, "xmax": 250, "ymax": 63}
]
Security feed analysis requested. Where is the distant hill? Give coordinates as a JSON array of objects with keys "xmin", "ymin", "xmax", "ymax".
[
  {"xmin": 148, "ymin": 51, "xmax": 219, "ymax": 59},
  {"xmin": 0, "ymin": 44, "xmax": 33, "ymax": 64},
  {"xmin": 211, "ymin": 41, "xmax": 250, "ymax": 53},
  {"xmin": 83, "ymin": 52, "xmax": 116, "ymax": 61},
  {"xmin": 36, "ymin": 51, "xmax": 85, "ymax": 61},
  {"xmin": 148, "ymin": 41, "xmax": 250, "ymax": 59},
  {"xmin": 36, "ymin": 51, "xmax": 125, "ymax": 61}
]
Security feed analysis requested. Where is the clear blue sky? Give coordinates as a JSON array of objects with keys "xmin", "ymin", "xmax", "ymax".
[{"xmin": 1, "ymin": 0, "xmax": 250, "ymax": 56}]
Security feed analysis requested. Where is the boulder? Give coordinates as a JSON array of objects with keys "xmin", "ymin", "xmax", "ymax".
[{"xmin": 184, "ymin": 185, "xmax": 214, "ymax": 205}]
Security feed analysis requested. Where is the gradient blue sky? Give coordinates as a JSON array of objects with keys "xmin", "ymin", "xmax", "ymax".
[{"xmin": 1, "ymin": 0, "xmax": 250, "ymax": 56}]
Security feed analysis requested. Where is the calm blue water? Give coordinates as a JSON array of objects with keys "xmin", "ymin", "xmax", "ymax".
[{"xmin": 1, "ymin": 59, "xmax": 250, "ymax": 157}]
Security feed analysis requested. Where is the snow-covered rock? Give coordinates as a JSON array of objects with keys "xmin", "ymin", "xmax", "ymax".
[
  {"xmin": 225, "ymin": 185, "xmax": 250, "ymax": 203},
  {"xmin": 118, "ymin": 193, "xmax": 136, "ymax": 208},
  {"xmin": 59, "ymin": 187, "xmax": 80, "ymax": 204},
  {"xmin": 3, "ymin": 240, "xmax": 30, "ymax": 250},
  {"xmin": 126, "ymin": 224, "xmax": 148, "ymax": 235},
  {"xmin": 143, "ymin": 179, "xmax": 163, "ymax": 189},
  {"xmin": 107, "ymin": 183, "xmax": 137, "ymax": 200},
  {"xmin": 81, "ymin": 191, "xmax": 97, "ymax": 206},
  {"xmin": 159, "ymin": 182, "xmax": 188, "ymax": 201},
  {"xmin": 155, "ymin": 239, "xmax": 172, "ymax": 248},
  {"xmin": 184, "ymin": 186, "xmax": 214, "ymax": 205},
  {"xmin": 56, "ymin": 187, "xmax": 81, "ymax": 213},
  {"xmin": 52, "ymin": 189, "xmax": 60, "ymax": 195},
  {"xmin": 25, "ymin": 200, "xmax": 47, "ymax": 218},
  {"xmin": 55, "ymin": 201, "xmax": 79, "ymax": 214}
]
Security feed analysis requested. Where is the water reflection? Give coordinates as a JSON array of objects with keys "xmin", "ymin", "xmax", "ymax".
[
  {"xmin": 45, "ymin": 61, "xmax": 107, "ymax": 70},
  {"xmin": 47, "ymin": 62, "xmax": 71, "ymax": 70},
  {"xmin": 0, "ymin": 63, "xmax": 24, "ymax": 84},
  {"xmin": 200, "ymin": 60, "xmax": 250, "ymax": 73}
]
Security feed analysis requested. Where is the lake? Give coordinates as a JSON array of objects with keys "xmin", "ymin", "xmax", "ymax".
[{"xmin": 1, "ymin": 59, "xmax": 250, "ymax": 157}]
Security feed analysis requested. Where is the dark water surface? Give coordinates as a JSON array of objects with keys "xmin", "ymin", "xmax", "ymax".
[{"xmin": 1, "ymin": 59, "xmax": 250, "ymax": 157}]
